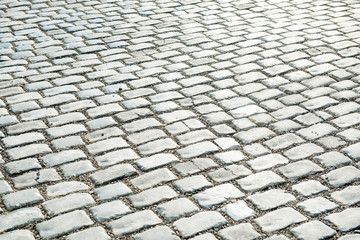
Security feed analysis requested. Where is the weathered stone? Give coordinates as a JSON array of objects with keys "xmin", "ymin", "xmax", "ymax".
[{"xmin": 173, "ymin": 211, "xmax": 227, "ymax": 237}]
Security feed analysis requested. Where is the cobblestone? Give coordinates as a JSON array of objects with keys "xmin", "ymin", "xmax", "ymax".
[
  {"xmin": 193, "ymin": 184, "xmax": 244, "ymax": 208},
  {"xmin": 0, "ymin": 207, "xmax": 44, "ymax": 233},
  {"xmin": 3, "ymin": 188, "xmax": 43, "ymax": 210},
  {"xmin": 219, "ymin": 223, "xmax": 260, "ymax": 240},
  {"xmin": 291, "ymin": 221, "xmax": 336, "ymax": 240},
  {"xmin": 173, "ymin": 211, "xmax": 227, "ymax": 238},
  {"xmin": 298, "ymin": 197, "xmax": 338, "ymax": 217},
  {"xmin": 42, "ymin": 193, "xmax": 95, "ymax": 217},
  {"xmin": 108, "ymin": 210, "xmax": 162, "ymax": 236},
  {"xmin": 325, "ymin": 208, "xmax": 360, "ymax": 231},
  {"xmin": 36, "ymin": 210, "xmax": 93, "ymax": 239},
  {"xmin": 1, "ymin": 0, "xmax": 360, "ymax": 238},
  {"xmin": 255, "ymin": 207, "xmax": 307, "ymax": 233}
]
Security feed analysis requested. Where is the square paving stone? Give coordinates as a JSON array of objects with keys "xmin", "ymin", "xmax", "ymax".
[
  {"xmin": 0, "ymin": 180, "xmax": 12, "ymax": 195},
  {"xmin": 338, "ymin": 234, "xmax": 360, "ymax": 240},
  {"xmin": 292, "ymin": 180, "xmax": 329, "ymax": 197},
  {"xmin": 90, "ymin": 200, "xmax": 131, "ymax": 223},
  {"xmin": 36, "ymin": 210, "xmax": 93, "ymax": 239},
  {"xmin": 0, "ymin": 207, "xmax": 44, "ymax": 232},
  {"xmin": 265, "ymin": 235, "xmax": 289, "ymax": 240},
  {"xmin": 46, "ymin": 181, "xmax": 90, "ymax": 197},
  {"xmin": 173, "ymin": 175, "xmax": 212, "ymax": 193},
  {"xmin": 247, "ymin": 153, "xmax": 289, "ymax": 171},
  {"xmin": 314, "ymin": 152, "xmax": 352, "ymax": 168},
  {"xmin": 214, "ymin": 150, "xmax": 246, "ymax": 165},
  {"xmin": 208, "ymin": 165, "xmax": 252, "ymax": 183},
  {"xmin": 92, "ymin": 182, "xmax": 132, "ymax": 201},
  {"xmin": 247, "ymin": 189, "xmax": 296, "ymax": 211},
  {"xmin": 263, "ymin": 133, "xmax": 304, "ymax": 150},
  {"xmin": 284, "ymin": 143, "xmax": 324, "ymax": 160},
  {"xmin": 277, "ymin": 160, "xmax": 324, "ymax": 180},
  {"xmin": 237, "ymin": 171, "xmax": 285, "ymax": 192},
  {"xmin": 243, "ymin": 143, "xmax": 271, "ymax": 157},
  {"xmin": 297, "ymin": 123, "xmax": 337, "ymax": 140},
  {"xmin": 321, "ymin": 166, "xmax": 360, "ymax": 187},
  {"xmin": 219, "ymin": 223, "xmax": 261, "ymax": 240},
  {"xmin": 177, "ymin": 141, "xmax": 220, "ymax": 159},
  {"xmin": 130, "ymin": 168, "xmax": 177, "ymax": 189},
  {"xmin": 193, "ymin": 183, "xmax": 244, "ymax": 208},
  {"xmin": 325, "ymin": 208, "xmax": 360, "ymax": 231},
  {"xmin": 3, "ymin": 188, "xmax": 44, "ymax": 210},
  {"xmin": 0, "ymin": 230, "xmax": 35, "ymax": 240},
  {"xmin": 134, "ymin": 153, "xmax": 179, "ymax": 171},
  {"xmin": 189, "ymin": 233, "xmax": 217, "ymax": 240},
  {"xmin": 66, "ymin": 227, "xmax": 111, "ymax": 240},
  {"xmin": 291, "ymin": 220, "xmax": 336, "ymax": 240},
  {"xmin": 331, "ymin": 186, "xmax": 360, "ymax": 206},
  {"xmin": 341, "ymin": 142, "xmax": 360, "ymax": 161},
  {"xmin": 157, "ymin": 198, "xmax": 199, "ymax": 220},
  {"xmin": 108, "ymin": 210, "xmax": 162, "ymax": 236},
  {"xmin": 234, "ymin": 127, "xmax": 275, "ymax": 144},
  {"xmin": 134, "ymin": 226, "xmax": 180, "ymax": 240},
  {"xmin": 255, "ymin": 207, "xmax": 307, "ymax": 232},
  {"xmin": 129, "ymin": 185, "xmax": 178, "ymax": 209},
  {"xmin": 221, "ymin": 200, "xmax": 255, "ymax": 221},
  {"xmin": 173, "ymin": 211, "xmax": 227, "ymax": 238},
  {"xmin": 297, "ymin": 197, "xmax": 338, "ymax": 217}
]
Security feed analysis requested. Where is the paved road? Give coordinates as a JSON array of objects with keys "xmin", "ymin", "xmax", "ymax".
[{"xmin": 0, "ymin": 0, "xmax": 359, "ymax": 239}]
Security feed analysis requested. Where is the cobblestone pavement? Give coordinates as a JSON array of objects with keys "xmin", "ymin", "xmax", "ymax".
[{"xmin": 0, "ymin": 0, "xmax": 360, "ymax": 239}]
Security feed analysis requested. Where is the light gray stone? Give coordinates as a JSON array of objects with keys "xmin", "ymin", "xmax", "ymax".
[
  {"xmin": 193, "ymin": 183, "xmax": 244, "ymax": 208},
  {"xmin": 42, "ymin": 193, "xmax": 95, "ymax": 216},
  {"xmin": 177, "ymin": 141, "xmax": 219, "ymax": 159},
  {"xmin": 0, "ymin": 180, "xmax": 12, "ymax": 195},
  {"xmin": 292, "ymin": 180, "xmax": 329, "ymax": 197},
  {"xmin": 46, "ymin": 181, "xmax": 90, "ymax": 197},
  {"xmin": 247, "ymin": 154, "xmax": 288, "ymax": 171},
  {"xmin": 41, "ymin": 150, "xmax": 86, "ymax": 167},
  {"xmin": 247, "ymin": 189, "xmax": 296, "ymax": 210},
  {"xmin": 284, "ymin": 143, "xmax": 324, "ymax": 160},
  {"xmin": 66, "ymin": 227, "xmax": 110, "ymax": 240},
  {"xmin": 92, "ymin": 182, "xmax": 132, "ymax": 201},
  {"xmin": 36, "ymin": 210, "xmax": 93, "ymax": 239},
  {"xmin": 173, "ymin": 211, "xmax": 227, "ymax": 237},
  {"xmin": 90, "ymin": 200, "xmax": 131, "ymax": 222},
  {"xmin": 135, "ymin": 154, "xmax": 179, "ymax": 171},
  {"xmin": 157, "ymin": 198, "xmax": 199, "ymax": 220},
  {"xmin": 90, "ymin": 164, "xmax": 137, "ymax": 185},
  {"xmin": 221, "ymin": 200, "xmax": 255, "ymax": 221},
  {"xmin": 174, "ymin": 175, "xmax": 212, "ymax": 193},
  {"xmin": 297, "ymin": 197, "xmax": 338, "ymax": 216},
  {"xmin": 95, "ymin": 148, "xmax": 139, "ymax": 167},
  {"xmin": 219, "ymin": 223, "xmax": 261, "ymax": 240},
  {"xmin": 255, "ymin": 207, "xmax": 307, "ymax": 232},
  {"xmin": 331, "ymin": 186, "xmax": 360, "ymax": 205},
  {"xmin": 131, "ymin": 168, "xmax": 177, "ymax": 189},
  {"xmin": 0, "ymin": 230, "xmax": 35, "ymax": 240},
  {"xmin": 129, "ymin": 186, "xmax": 177, "ymax": 209},
  {"xmin": 237, "ymin": 171, "xmax": 285, "ymax": 192},
  {"xmin": 322, "ymin": 166, "xmax": 360, "ymax": 187},
  {"xmin": 278, "ymin": 160, "xmax": 324, "ymax": 180},
  {"xmin": 6, "ymin": 144, "xmax": 52, "ymax": 160},
  {"xmin": 325, "ymin": 208, "xmax": 360, "ymax": 231},
  {"xmin": 3, "ymin": 188, "xmax": 44, "ymax": 210},
  {"xmin": 108, "ymin": 210, "xmax": 162, "ymax": 236},
  {"xmin": 0, "ymin": 207, "xmax": 44, "ymax": 232},
  {"xmin": 134, "ymin": 226, "xmax": 180, "ymax": 240},
  {"xmin": 291, "ymin": 221, "xmax": 336, "ymax": 240}
]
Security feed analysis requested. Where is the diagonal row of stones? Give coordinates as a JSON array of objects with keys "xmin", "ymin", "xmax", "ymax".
[{"xmin": 0, "ymin": 0, "xmax": 359, "ymax": 239}]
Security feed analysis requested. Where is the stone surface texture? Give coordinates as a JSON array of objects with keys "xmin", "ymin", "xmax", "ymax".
[{"xmin": 0, "ymin": 0, "xmax": 359, "ymax": 238}]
